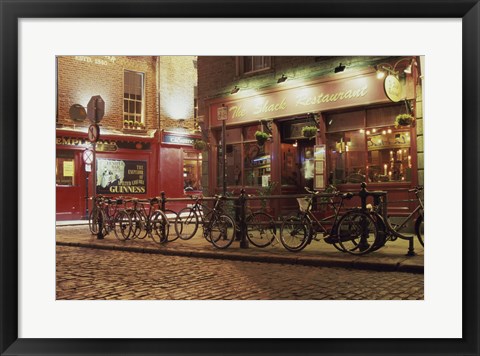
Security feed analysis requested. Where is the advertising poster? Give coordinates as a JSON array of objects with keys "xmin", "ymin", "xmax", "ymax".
[{"xmin": 96, "ymin": 159, "xmax": 147, "ymax": 194}]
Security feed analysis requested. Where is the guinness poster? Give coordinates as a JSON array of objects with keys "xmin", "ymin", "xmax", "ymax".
[{"xmin": 96, "ymin": 159, "xmax": 147, "ymax": 194}]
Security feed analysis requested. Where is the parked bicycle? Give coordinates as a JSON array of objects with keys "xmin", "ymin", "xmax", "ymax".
[
  {"xmin": 202, "ymin": 195, "xmax": 236, "ymax": 249},
  {"xmin": 280, "ymin": 187, "xmax": 353, "ymax": 252},
  {"xmin": 174, "ymin": 195, "xmax": 213, "ymax": 241},
  {"xmin": 88, "ymin": 196, "xmax": 132, "ymax": 241},
  {"xmin": 243, "ymin": 196, "xmax": 277, "ymax": 248},
  {"xmin": 334, "ymin": 184, "xmax": 424, "ymax": 255},
  {"xmin": 125, "ymin": 197, "xmax": 170, "ymax": 244}
]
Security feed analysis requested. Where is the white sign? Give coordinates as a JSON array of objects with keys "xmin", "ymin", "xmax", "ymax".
[
  {"xmin": 217, "ymin": 106, "xmax": 228, "ymax": 121},
  {"xmin": 82, "ymin": 149, "xmax": 94, "ymax": 164}
]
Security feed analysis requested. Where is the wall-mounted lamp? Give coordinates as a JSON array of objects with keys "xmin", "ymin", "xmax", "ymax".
[
  {"xmin": 277, "ymin": 74, "xmax": 288, "ymax": 84},
  {"xmin": 292, "ymin": 140, "xmax": 298, "ymax": 147},
  {"xmin": 230, "ymin": 85, "xmax": 240, "ymax": 94},
  {"xmin": 403, "ymin": 63, "xmax": 412, "ymax": 74},
  {"xmin": 374, "ymin": 65, "xmax": 386, "ymax": 79},
  {"xmin": 334, "ymin": 63, "xmax": 346, "ymax": 73}
]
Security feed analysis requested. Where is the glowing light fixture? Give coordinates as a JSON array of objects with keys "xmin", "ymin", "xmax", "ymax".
[
  {"xmin": 404, "ymin": 63, "xmax": 412, "ymax": 74},
  {"xmin": 388, "ymin": 129, "xmax": 392, "ymax": 134},
  {"xmin": 277, "ymin": 74, "xmax": 288, "ymax": 84},
  {"xmin": 375, "ymin": 65, "xmax": 385, "ymax": 79},
  {"xmin": 372, "ymin": 128, "xmax": 377, "ymax": 133},
  {"xmin": 231, "ymin": 85, "xmax": 240, "ymax": 94},
  {"xmin": 292, "ymin": 140, "xmax": 298, "ymax": 147}
]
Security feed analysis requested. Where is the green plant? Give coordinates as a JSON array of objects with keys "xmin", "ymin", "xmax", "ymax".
[
  {"xmin": 139, "ymin": 122, "xmax": 145, "ymax": 129},
  {"xmin": 123, "ymin": 120, "xmax": 129, "ymax": 127},
  {"xmin": 257, "ymin": 181, "xmax": 278, "ymax": 210},
  {"xmin": 127, "ymin": 120, "xmax": 134, "ymax": 127},
  {"xmin": 255, "ymin": 131, "xmax": 269, "ymax": 145},
  {"xmin": 302, "ymin": 126, "xmax": 317, "ymax": 138},
  {"xmin": 193, "ymin": 139, "xmax": 207, "ymax": 151},
  {"xmin": 394, "ymin": 113, "xmax": 415, "ymax": 127}
]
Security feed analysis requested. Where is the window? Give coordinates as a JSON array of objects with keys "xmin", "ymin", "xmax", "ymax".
[
  {"xmin": 237, "ymin": 56, "xmax": 272, "ymax": 75},
  {"xmin": 123, "ymin": 70, "xmax": 144, "ymax": 124},
  {"xmin": 184, "ymin": 151, "xmax": 202, "ymax": 192},
  {"xmin": 56, "ymin": 151, "xmax": 75, "ymax": 186},
  {"xmin": 326, "ymin": 105, "xmax": 412, "ymax": 184},
  {"xmin": 216, "ymin": 124, "xmax": 271, "ymax": 188}
]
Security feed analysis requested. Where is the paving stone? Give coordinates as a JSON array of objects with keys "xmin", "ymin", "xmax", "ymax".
[{"xmin": 57, "ymin": 245, "xmax": 424, "ymax": 300}]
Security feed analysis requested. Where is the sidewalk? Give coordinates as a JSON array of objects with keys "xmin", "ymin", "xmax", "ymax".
[{"xmin": 56, "ymin": 221, "xmax": 424, "ymax": 274}]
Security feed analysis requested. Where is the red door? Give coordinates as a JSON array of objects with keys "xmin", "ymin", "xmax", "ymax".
[{"xmin": 56, "ymin": 149, "xmax": 86, "ymax": 221}]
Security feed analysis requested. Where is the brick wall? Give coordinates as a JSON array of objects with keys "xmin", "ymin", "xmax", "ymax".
[{"xmin": 57, "ymin": 56, "xmax": 158, "ymax": 130}]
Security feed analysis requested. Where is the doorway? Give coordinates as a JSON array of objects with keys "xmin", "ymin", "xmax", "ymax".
[{"xmin": 279, "ymin": 119, "xmax": 315, "ymax": 193}]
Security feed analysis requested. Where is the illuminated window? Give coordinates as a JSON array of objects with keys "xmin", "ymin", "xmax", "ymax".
[
  {"xmin": 123, "ymin": 70, "xmax": 144, "ymax": 124},
  {"xmin": 237, "ymin": 56, "xmax": 272, "ymax": 75},
  {"xmin": 56, "ymin": 151, "xmax": 75, "ymax": 186},
  {"xmin": 216, "ymin": 124, "xmax": 271, "ymax": 188},
  {"xmin": 326, "ymin": 105, "xmax": 412, "ymax": 184},
  {"xmin": 183, "ymin": 151, "xmax": 202, "ymax": 192}
]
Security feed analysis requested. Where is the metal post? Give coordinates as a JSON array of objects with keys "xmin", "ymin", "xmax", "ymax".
[
  {"xmin": 93, "ymin": 143, "xmax": 103, "ymax": 239},
  {"xmin": 160, "ymin": 191, "xmax": 166, "ymax": 212},
  {"xmin": 85, "ymin": 175, "xmax": 89, "ymax": 220},
  {"xmin": 222, "ymin": 119, "xmax": 227, "ymax": 196},
  {"xmin": 357, "ymin": 182, "xmax": 369, "ymax": 251},
  {"xmin": 160, "ymin": 191, "xmax": 167, "ymax": 243},
  {"xmin": 239, "ymin": 189, "xmax": 249, "ymax": 248}
]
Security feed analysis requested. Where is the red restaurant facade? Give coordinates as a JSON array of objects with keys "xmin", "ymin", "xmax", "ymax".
[{"xmin": 200, "ymin": 56, "xmax": 423, "ymax": 217}]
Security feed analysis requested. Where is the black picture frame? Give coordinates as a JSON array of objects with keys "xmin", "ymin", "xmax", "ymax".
[{"xmin": 1, "ymin": 1, "xmax": 478, "ymax": 355}]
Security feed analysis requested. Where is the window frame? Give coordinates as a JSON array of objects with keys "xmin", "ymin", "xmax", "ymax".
[
  {"xmin": 123, "ymin": 69, "xmax": 145, "ymax": 125},
  {"xmin": 236, "ymin": 56, "xmax": 273, "ymax": 76},
  {"xmin": 325, "ymin": 106, "xmax": 414, "ymax": 186},
  {"xmin": 183, "ymin": 149, "xmax": 203, "ymax": 194}
]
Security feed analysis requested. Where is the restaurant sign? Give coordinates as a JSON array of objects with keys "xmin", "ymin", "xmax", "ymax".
[
  {"xmin": 210, "ymin": 73, "xmax": 391, "ymax": 127},
  {"xmin": 163, "ymin": 134, "xmax": 195, "ymax": 146},
  {"xmin": 96, "ymin": 159, "xmax": 147, "ymax": 194}
]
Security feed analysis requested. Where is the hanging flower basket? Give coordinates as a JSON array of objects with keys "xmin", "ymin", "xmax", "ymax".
[
  {"xmin": 302, "ymin": 126, "xmax": 317, "ymax": 138},
  {"xmin": 394, "ymin": 114, "xmax": 415, "ymax": 128},
  {"xmin": 255, "ymin": 131, "xmax": 270, "ymax": 146},
  {"xmin": 193, "ymin": 139, "xmax": 207, "ymax": 151}
]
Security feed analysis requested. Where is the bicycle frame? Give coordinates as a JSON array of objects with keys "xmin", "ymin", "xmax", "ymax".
[
  {"xmin": 373, "ymin": 188, "xmax": 424, "ymax": 241},
  {"xmin": 299, "ymin": 192, "xmax": 349, "ymax": 242}
]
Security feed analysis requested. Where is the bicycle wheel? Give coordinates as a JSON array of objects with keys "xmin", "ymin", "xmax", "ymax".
[
  {"xmin": 88, "ymin": 207, "xmax": 100, "ymax": 235},
  {"xmin": 174, "ymin": 207, "xmax": 199, "ymax": 240},
  {"xmin": 336, "ymin": 210, "xmax": 379, "ymax": 255},
  {"xmin": 202, "ymin": 210, "xmax": 215, "ymax": 242},
  {"xmin": 113, "ymin": 210, "xmax": 132, "ymax": 241},
  {"xmin": 128, "ymin": 210, "xmax": 144, "ymax": 239},
  {"xmin": 415, "ymin": 215, "xmax": 424, "ymax": 247},
  {"xmin": 209, "ymin": 214, "xmax": 236, "ymax": 249},
  {"xmin": 151, "ymin": 210, "xmax": 169, "ymax": 244},
  {"xmin": 280, "ymin": 213, "xmax": 310, "ymax": 252},
  {"xmin": 246, "ymin": 212, "xmax": 276, "ymax": 248},
  {"xmin": 164, "ymin": 209, "xmax": 181, "ymax": 242}
]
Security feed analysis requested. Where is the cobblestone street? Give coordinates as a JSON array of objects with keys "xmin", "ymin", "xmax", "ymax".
[{"xmin": 56, "ymin": 245, "xmax": 424, "ymax": 300}]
